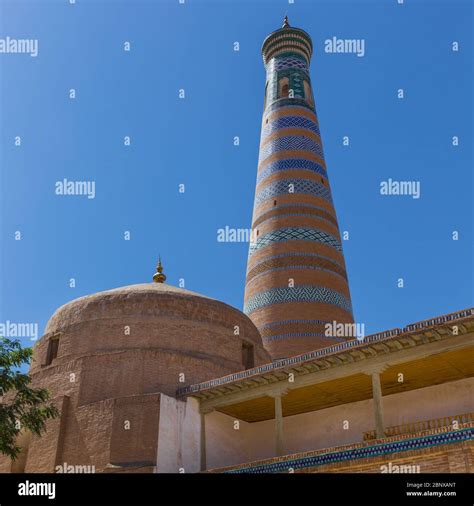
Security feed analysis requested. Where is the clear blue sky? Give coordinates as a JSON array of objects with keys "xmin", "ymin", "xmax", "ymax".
[{"xmin": 1, "ymin": 0, "xmax": 472, "ymax": 352}]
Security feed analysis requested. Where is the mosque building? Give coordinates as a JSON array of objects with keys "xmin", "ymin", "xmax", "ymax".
[{"xmin": 1, "ymin": 18, "xmax": 472, "ymax": 474}]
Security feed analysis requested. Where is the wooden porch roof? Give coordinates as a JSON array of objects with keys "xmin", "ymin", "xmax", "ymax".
[{"xmin": 177, "ymin": 308, "xmax": 474, "ymax": 422}]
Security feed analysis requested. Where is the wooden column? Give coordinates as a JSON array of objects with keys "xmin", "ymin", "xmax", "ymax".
[
  {"xmin": 274, "ymin": 394, "xmax": 284, "ymax": 456},
  {"xmin": 371, "ymin": 371, "xmax": 385, "ymax": 439},
  {"xmin": 200, "ymin": 411, "xmax": 207, "ymax": 471}
]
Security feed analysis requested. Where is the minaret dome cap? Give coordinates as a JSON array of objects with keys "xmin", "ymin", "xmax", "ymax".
[{"xmin": 261, "ymin": 18, "xmax": 313, "ymax": 66}]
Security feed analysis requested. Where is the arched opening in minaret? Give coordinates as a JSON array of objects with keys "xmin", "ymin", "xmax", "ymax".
[{"xmin": 279, "ymin": 77, "xmax": 290, "ymax": 98}]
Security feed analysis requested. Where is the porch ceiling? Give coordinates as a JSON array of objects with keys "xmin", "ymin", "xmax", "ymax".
[{"xmin": 215, "ymin": 347, "xmax": 474, "ymax": 422}]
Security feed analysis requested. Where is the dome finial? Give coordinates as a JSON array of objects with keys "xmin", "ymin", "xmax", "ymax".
[
  {"xmin": 282, "ymin": 14, "xmax": 290, "ymax": 28},
  {"xmin": 153, "ymin": 256, "xmax": 167, "ymax": 283}
]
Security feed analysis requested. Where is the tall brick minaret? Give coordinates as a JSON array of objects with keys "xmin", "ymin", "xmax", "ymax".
[{"xmin": 244, "ymin": 17, "xmax": 354, "ymax": 360}]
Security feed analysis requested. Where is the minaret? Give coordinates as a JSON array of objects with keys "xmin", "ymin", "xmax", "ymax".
[{"xmin": 244, "ymin": 17, "xmax": 354, "ymax": 360}]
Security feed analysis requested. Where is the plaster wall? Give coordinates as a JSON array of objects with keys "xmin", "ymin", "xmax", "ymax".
[
  {"xmin": 157, "ymin": 394, "xmax": 251, "ymax": 472},
  {"xmin": 206, "ymin": 410, "xmax": 250, "ymax": 470},
  {"xmin": 156, "ymin": 394, "xmax": 201, "ymax": 473}
]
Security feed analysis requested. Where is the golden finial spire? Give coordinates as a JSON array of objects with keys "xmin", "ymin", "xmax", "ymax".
[
  {"xmin": 282, "ymin": 14, "xmax": 290, "ymax": 28},
  {"xmin": 153, "ymin": 256, "xmax": 167, "ymax": 283}
]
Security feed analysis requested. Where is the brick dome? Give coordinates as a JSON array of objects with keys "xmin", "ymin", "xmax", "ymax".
[
  {"xmin": 31, "ymin": 283, "xmax": 271, "ymax": 399},
  {"xmin": 44, "ymin": 283, "xmax": 216, "ymax": 333}
]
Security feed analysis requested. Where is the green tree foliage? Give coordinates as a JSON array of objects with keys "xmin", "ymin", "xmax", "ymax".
[{"xmin": 0, "ymin": 337, "xmax": 58, "ymax": 459}]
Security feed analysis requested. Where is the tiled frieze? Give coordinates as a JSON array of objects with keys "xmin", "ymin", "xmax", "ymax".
[
  {"xmin": 261, "ymin": 318, "xmax": 330, "ymax": 330},
  {"xmin": 257, "ymin": 158, "xmax": 327, "ymax": 185},
  {"xmin": 258, "ymin": 135, "xmax": 324, "ymax": 164},
  {"xmin": 244, "ymin": 285, "xmax": 353, "ymax": 315},
  {"xmin": 272, "ymin": 55, "xmax": 308, "ymax": 71},
  {"xmin": 222, "ymin": 427, "xmax": 474, "ymax": 474},
  {"xmin": 261, "ymin": 116, "xmax": 320, "ymax": 139},
  {"xmin": 248, "ymin": 227, "xmax": 342, "ymax": 257},
  {"xmin": 254, "ymin": 179, "xmax": 333, "ymax": 207},
  {"xmin": 264, "ymin": 98, "xmax": 316, "ymax": 115}
]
